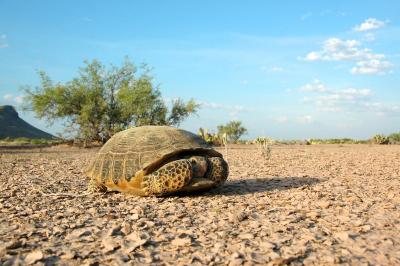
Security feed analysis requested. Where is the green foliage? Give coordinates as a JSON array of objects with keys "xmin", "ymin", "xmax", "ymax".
[
  {"xmin": 23, "ymin": 58, "xmax": 199, "ymax": 144},
  {"xmin": 217, "ymin": 121, "xmax": 247, "ymax": 143},
  {"xmin": 372, "ymin": 134, "xmax": 390, "ymax": 145},
  {"xmin": 388, "ymin": 132, "xmax": 400, "ymax": 144},
  {"xmin": 0, "ymin": 137, "xmax": 61, "ymax": 146},
  {"xmin": 198, "ymin": 128, "xmax": 225, "ymax": 145},
  {"xmin": 253, "ymin": 136, "xmax": 275, "ymax": 145},
  {"xmin": 305, "ymin": 138, "xmax": 367, "ymax": 145},
  {"xmin": 253, "ymin": 136, "xmax": 274, "ymax": 160}
]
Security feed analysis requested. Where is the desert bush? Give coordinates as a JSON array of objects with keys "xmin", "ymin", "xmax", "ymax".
[
  {"xmin": 388, "ymin": 132, "xmax": 400, "ymax": 144},
  {"xmin": 0, "ymin": 137, "xmax": 66, "ymax": 146},
  {"xmin": 305, "ymin": 138, "xmax": 366, "ymax": 145},
  {"xmin": 253, "ymin": 136, "xmax": 274, "ymax": 160},
  {"xmin": 217, "ymin": 121, "xmax": 247, "ymax": 143},
  {"xmin": 372, "ymin": 134, "xmax": 389, "ymax": 145},
  {"xmin": 198, "ymin": 128, "xmax": 224, "ymax": 145},
  {"xmin": 24, "ymin": 58, "xmax": 199, "ymax": 145}
]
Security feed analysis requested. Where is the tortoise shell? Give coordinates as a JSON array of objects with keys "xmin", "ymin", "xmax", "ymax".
[{"xmin": 86, "ymin": 126, "xmax": 222, "ymax": 184}]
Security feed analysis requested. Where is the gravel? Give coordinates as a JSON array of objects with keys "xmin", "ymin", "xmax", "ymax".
[{"xmin": 0, "ymin": 144, "xmax": 399, "ymax": 265}]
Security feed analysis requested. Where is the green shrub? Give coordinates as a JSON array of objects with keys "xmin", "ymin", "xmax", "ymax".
[
  {"xmin": 388, "ymin": 132, "xmax": 400, "ymax": 144},
  {"xmin": 372, "ymin": 134, "xmax": 389, "ymax": 145},
  {"xmin": 198, "ymin": 128, "xmax": 225, "ymax": 145},
  {"xmin": 305, "ymin": 138, "xmax": 366, "ymax": 145}
]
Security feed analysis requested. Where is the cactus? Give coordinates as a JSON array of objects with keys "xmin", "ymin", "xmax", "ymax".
[
  {"xmin": 198, "ymin": 128, "xmax": 224, "ymax": 145},
  {"xmin": 372, "ymin": 134, "xmax": 389, "ymax": 145},
  {"xmin": 254, "ymin": 136, "xmax": 274, "ymax": 160}
]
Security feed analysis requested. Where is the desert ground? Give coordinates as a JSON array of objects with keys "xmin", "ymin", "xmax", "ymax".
[{"xmin": 0, "ymin": 144, "xmax": 399, "ymax": 265}]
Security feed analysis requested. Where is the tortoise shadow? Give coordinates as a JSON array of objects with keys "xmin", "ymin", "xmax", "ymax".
[{"xmin": 199, "ymin": 176, "xmax": 325, "ymax": 197}]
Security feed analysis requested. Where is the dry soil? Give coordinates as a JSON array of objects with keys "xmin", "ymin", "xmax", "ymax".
[{"xmin": 0, "ymin": 144, "xmax": 399, "ymax": 265}]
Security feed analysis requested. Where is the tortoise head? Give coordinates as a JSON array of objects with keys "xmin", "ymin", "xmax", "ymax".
[{"xmin": 188, "ymin": 156, "xmax": 208, "ymax": 178}]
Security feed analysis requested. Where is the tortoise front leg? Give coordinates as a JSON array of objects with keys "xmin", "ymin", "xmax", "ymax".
[
  {"xmin": 142, "ymin": 159, "xmax": 193, "ymax": 196},
  {"xmin": 177, "ymin": 156, "xmax": 229, "ymax": 194},
  {"xmin": 205, "ymin": 157, "xmax": 229, "ymax": 186},
  {"xmin": 87, "ymin": 177, "xmax": 107, "ymax": 193}
]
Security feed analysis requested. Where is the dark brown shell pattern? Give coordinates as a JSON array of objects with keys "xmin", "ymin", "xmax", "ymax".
[{"xmin": 86, "ymin": 126, "xmax": 221, "ymax": 184}]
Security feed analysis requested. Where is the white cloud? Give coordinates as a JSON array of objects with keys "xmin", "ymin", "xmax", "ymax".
[
  {"xmin": 298, "ymin": 80, "xmax": 370, "ymax": 108},
  {"xmin": 14, "ymin": 96, "xmax": 23, "ymax": 104},
  {"xmin": 362, "ymin": 102, "xmax": 400, "ymax": 116},
  {"xmin": 304, "ymin": 51, "xmax": 321, "ymax": 61},
  {"xmin": 297, "ymin": 80, "xmax": 399, "ymax": 116},
  {"xmin": 164, "ymin": 98, "xmax": 251, "ymax": 117},
  {"xmin": 351, "ymin": 59, "xmax": 393, "ymax": 75},
  {"xmin": 303, "ymin": 37, "xmax": 392, "ymax": 75},
  {"xmin": 198, "ymin": 101, "xmax": 250, "ymax": 116},
  {"xmin": 299, "ymin": 79, "xmax": 327, "ymax": 93},
  {"xmin": 304, "ymin": 38, "xmax": 373, "ymax": 61},
  {"xmin": 353, "ymin": 18, "xmax": 386, "ymax": 32},
  {"xmin": 298, "ymin": 115, "xmax": 314, "ymax": 124},
  {"xmin": 364, "ymin": 33, "xmax": 376, "ymax": 42},
  {"xmin": 2, "ymin": 93, "xmax": 23, "ymax": 104},
  {"xmin": 341, "ymin": 88, "xmax": 372, "ymax": 96},
  {"xmin": 0, "ymin": 34, "xmax": 8, "ymax": 48},
  {"xmin": 3, "ymin": 94, "xmax": 13, "ymax": 100},
  {"xmin": 317, "ymin": 106, "xmax": 341, "ymax": 112}
]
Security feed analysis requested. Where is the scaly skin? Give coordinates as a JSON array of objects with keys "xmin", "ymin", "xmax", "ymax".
[
  {"xmin": 205, "ymin": 157, "xmax": 229, "ymax": 186},
  {"xmin": 142, "ymin": 159, "xmax": 193, "ymax": 196},
  {"xmin": 88, "ymin": 156, "xmax": 228, "ymax": 196}
]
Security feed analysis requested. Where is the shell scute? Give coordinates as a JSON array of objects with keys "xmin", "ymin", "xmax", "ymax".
[{"xmin": 86, "ymin": 126, "xmax": 221, "ymax": 184}]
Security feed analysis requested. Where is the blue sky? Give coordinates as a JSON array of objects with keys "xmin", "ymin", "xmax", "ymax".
[{"xmin": 1, "ymin": 0, "xmax": 399, "ymax": 139}]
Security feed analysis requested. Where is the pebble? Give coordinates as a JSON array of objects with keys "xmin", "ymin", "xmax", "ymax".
[
  {"xmin": 24, "ymin": 250, "xmax": 43, "ymax": 265},
  {"xmin": 0, "ymin": 144, "xmax": 399, "ymax": 265}
]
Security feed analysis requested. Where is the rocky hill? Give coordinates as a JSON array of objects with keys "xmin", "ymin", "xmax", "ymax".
[{"xmin": 0, "ymin": 105, "xmax": 55, "ymax": 139}]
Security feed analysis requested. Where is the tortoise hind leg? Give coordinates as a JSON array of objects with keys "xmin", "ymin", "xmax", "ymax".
[
  {"xmin": 87, "ymin": 177, "xmax": 107, "ymax": 193},
  {"xmin": 142, "ymin": 159, "xmax": 193, "ymax": 196}
]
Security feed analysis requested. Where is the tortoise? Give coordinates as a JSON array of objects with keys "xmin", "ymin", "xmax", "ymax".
[{"xmin": 86, "ymin": 126, "xmax": 228, "ymax": 196}]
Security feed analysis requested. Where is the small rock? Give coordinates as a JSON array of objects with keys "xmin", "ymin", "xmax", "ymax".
[
  {"xmin": 231, "ymin": 252, "xmax": 242, "ymax": 259},
  {"xmin": 24, "ymin": 250, "xmax": 44, "ymax": 265},
  {"xmin": 229, "ymin": 211, "xmax": 248, "ymax": 223},
  {"xmin": 128, "ymin": 213, "xmax": 139, "ymax": 221},
  {"xmin": 107, "ymin": 225, "xmax": 122, "ymax": 236},
  {"xmin": 171, "ymin": 236, "xmax": 192, "ymax": 246},
  {"xmin": 122, "ymin": 239, "xmax": 147, "ymax": 254},
  {"xmin": 65, "ymin": 229, "xmax": 91, "ymax": 240},
  {"xmin": 6, "ymin": 240, "xmax": 22, "ymax": 249},
  {"xmin": 260, "ymin": 241, "xmax": 275, "ymax": 250},
  {"xmin": 359, "ymin": 224, "xmax": 372, "ymax": 233},
  {"xmin": 307, "ymin": 211, "xmax": 321, "ymax": 220},
  {"xmin": 317, "ymin": 200, "xmax": 331, "ymax": 208},
  {"xmin": 334, "ymin": 231, "xmax": 350, "ymax": 242},
  {"xmin": 102, "ymin": 237, "xmax": 121, "ymax": 253},
  {"xmin": 120, "ymin": 222, "xmax": 132, "ymax": 235},
  {"xmin": 122, "ymin": 232, "xmax": 148, "ymax": 253},
  {"xmin": 228, "ymin": 258, "xmax": 243, "ymax": 266},
  {"xmin": 228, "ymin": 252, "xmax": 244, "ymax": 266},
  {"xmin": 61, "ymin": 250, "xmax": 76, "ymax": 259},
  {"xmin": 238, "ymin": 233, "xmax": 254, "ymax": 240}
]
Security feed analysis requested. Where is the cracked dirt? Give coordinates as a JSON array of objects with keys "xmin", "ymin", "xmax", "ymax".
[{"xmin": 0, "ymin": 144, "xmax": 399, "ymax": 265}]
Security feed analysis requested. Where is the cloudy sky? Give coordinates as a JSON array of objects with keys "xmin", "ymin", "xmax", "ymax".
[{"xmin": 1, "ymin": 1, "xmax": 399, "ymax": 139}]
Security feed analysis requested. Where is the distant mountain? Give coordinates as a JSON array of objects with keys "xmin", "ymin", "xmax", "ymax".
[{"xmin": 0, "ymin": 105, "xmax": 55, "ymax": 139}]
